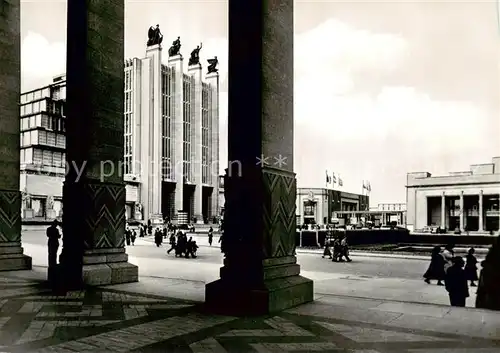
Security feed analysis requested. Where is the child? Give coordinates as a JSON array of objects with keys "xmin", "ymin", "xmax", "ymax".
[{"xmin": 465, "ymin": 247, "xmax": 478, "ymax": 287}]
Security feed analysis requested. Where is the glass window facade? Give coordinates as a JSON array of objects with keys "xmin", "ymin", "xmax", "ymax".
[
  {"xmin": 201, "ymin": 83, "xmax": 211, "ymax": 184},
  {"xmin": 124, "ymin": 66, "xmax": 133, "ymax": 175},
  {"xmin": 182, "ymin": 74, "xmax": 194, "ymax": 183},
  {"xmin": 161, "ymin": 65, "xmax": 173, "ymax": 180}
]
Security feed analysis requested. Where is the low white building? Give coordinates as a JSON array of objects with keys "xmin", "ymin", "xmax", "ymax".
[{"xmin": 406, "ymin": 157, "xmax": 500, "ymax": 234}]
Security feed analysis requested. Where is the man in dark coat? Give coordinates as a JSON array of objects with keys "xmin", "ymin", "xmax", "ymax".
[
  {"xmin": 46, "ymin": 220, "xmax": 61, "ymax": 269},
  {"xmin": 445, "ymin": 256, "xmax": 469, "ymax": 307}
]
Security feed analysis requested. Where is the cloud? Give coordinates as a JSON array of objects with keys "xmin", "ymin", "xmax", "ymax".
[
  {"xmin": 292, "ymin": 18, "xmax": 494, "ymax": 203},
  {"xmin": 21, "ymin": 32, "xmax": 65, "ymax": 91}
]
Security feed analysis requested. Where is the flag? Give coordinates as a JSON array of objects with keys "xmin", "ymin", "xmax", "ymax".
[
  {"xmin": 331, "ymin": 172, "xmax": 337, "ymax": 184},
  {"xmin": 325, "ymin": 170, "xmax": 331, "ymax": 184},
  {"xmin": 339, "ymin": 177, "xmax": 343, "ymax": 187},
  {"xmin": 367, "ymin": 181, "xmax": 372, "ymax": 192},
  {"xmin": 362, "ymin": 180, "xmax": 367, "ymax": 190}
]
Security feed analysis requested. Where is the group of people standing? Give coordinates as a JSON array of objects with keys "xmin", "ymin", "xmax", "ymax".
[
  {"xmin": 322, "ymin": 232, "xmax": 352, "ymax": 262},
  {"xmin": 423, "ymin": 244, "xmax": 478, "ymax": 307}
]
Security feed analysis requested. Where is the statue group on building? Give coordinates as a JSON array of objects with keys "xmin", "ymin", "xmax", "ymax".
[
  {"xmin": 146, "ymin": 25, "xmax": 219, "ymax": 74},
  {"xmin": 147, "ymin": 24, "xmax": 163, "ymax": 47}
]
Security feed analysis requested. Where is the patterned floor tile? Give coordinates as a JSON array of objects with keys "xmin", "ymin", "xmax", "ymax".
[{"xmin": 1, "ymin": 275, "xmax": 499, "ymax": 352}]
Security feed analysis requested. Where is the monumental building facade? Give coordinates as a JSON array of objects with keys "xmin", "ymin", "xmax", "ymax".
[
  {"xmin": 296, "ymin": 187, "xmax": 370, "ymax": 225},
  {"xmin": 19, "ymin": 44, "xmax": 220, "ymax": 225},
  {"xmin": 406, "ymin": 156, "xmax": 500, "ymax": 234}
]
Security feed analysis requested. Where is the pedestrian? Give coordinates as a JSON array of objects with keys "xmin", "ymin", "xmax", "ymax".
[
  {"xmin": 340, "ymin": 233, "xmax": 352, "ymax": 262},
  {"xmin": 442, "ymin": 244, "xmax": 455, "ymax": 274},
  {"xmin": 322, "ymin": 240, "xmax": 332, "ymax": 259},
  {"xmin": 131, "ymin": 230, "xmax": 136, "ymax": 246},
  {"xmin": 445, "ymin": 256, "xmax": 469, "ymax": 307},
  {"xmin": 167, "ymin": 232, "xmax": 176, "ymax": 255},
  {"xmin": 208, "ymin": 227, "xmax": 213, "ymax": 246},
  {"xmin": 46, "ymin": 220, "xmax": 61, "ymax": 269},
  {"xmin": 465, "ymin": 247, "xmax": 478, "ymax": 287},
  {"xmin": 125, "ymin": 227, "xmax": 131, "ymax": 246},
  {"xmin": 423, "ymin": 246, "xmax": 445, "ymax": 286},
  {"xmin": 154, "ymin": 228, "xmax": 162, "ymax": 247}
]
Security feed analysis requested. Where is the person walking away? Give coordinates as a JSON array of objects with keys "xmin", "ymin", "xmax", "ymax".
[
  {"xmin": 175, "ymin": 230, "xmax": 186, "ymax": 257},
  {"xmin": 208, "ymin": 227, "xmax": 213, "ymax": 246},
  {"xmin": 125, "ymin": 227, "xmax": 131, "ymax": 246},
  {"xmin": 340, "ymin": 234, "xmax": 352, "ymax": 262},
  {"xmin": 445, "ymin": 256, "xmax": 469, "ymax": 307},
  {"xmin": 154, "ymin": 228, "xmax": 162, "ymax": 247},
  {"xmin": 167, "ymin": 233, "xmax": 176, "ymax": 254},
  {"xmin": 442, "ymin": 244, "xmax": 455, "ymax": 273},
  {"xmin": 131, "ymin": 230, "xmax": 136, "ymax": 246},
  {"xmin": 139, "ymin": 226, "xmax": 144, "ymax": 238},
  {"xmin": 424, "ymin": 246, "xmax": 445, "ymax": 285},
  {"xmin": 47, "ymin": 220, "xmax": 61, "ymax": 270},
  {"xmin": 332, "ymin": 236, "xmax": 342, "ymax": 262},
  {"xmin": 465, "ymin": 247, "xmax": 478, "ymax": 287},
  {"xmin": 322, "ymin": 240, "xmax": 332, "ymax": 259}
]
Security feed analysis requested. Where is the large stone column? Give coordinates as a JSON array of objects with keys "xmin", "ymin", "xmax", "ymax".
[
  {"xmin": 61, "ymin": 0, "xmax": 138, "ymax": 287},
  {"xmin": 459, "ymin": 191, "xmax": 464, "ymax": 232},
  {"xmin": 205, "ymin": 0, "xmax": 313, "ymax": 315},
  {"xmin": 440, "ymin": 192, "xmax": 446, "ymax": 230},
  {"xmin": 0, "ymin": 0, "xmax": 32, "ymax": 271},
  {"xmin": 168, "ymin": 55, "xmax": 184, "ymax": 218},
  {"xmin": 206, "ymin": 72, "xmax": 219, "ymax": 220},
  {"xmin": 478, "ymin": 190, "xmax": 484, "ymax": 232},
  {"xmin": 188, "ymin": 63, "xmax": 204, "ymax": 224}
]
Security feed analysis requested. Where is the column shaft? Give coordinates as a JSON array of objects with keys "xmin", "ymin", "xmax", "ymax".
[
  {"xmin": 0, "ymin": 0, "xmax": 31, "ymax": 271},
  {"xmin": 459, "ymin": 191, "xmax": 464, "ymax": 232},
  {"xmin": 62, "ymin": 0, "xmax": 137, "ymax": 287},
  {"xmin": 205, "ymin": 0, "xmax": 313, "ymax": 315},
  {"xmin": 440, "ymin": 193, "xmax": 446, "ymax": 230},
  {"xmin": 478, "ymin": 191, "xmax": 484, "ymax": 232}
]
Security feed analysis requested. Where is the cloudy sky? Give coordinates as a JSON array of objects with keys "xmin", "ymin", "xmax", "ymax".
[{"xmin": 21, "ymin": 0, "xmax": 500, "ymax": 205}]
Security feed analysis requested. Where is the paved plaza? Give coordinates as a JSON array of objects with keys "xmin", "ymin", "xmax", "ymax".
[
  {"xmin": 0, "ymin": 270, "xmax": 499, "ymax": 352},
  {"xmin": 20, "ymin": 229, "xmax": 482, "ymax": 308}
]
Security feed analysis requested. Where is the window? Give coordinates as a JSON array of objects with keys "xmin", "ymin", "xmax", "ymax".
[
  {"xmin": 31, "ymin": 130, "xmax": 39, "ymax": 144},
  {"xmin": 20, "ymin": 149, "xmax": 25, "ymax": 164},
  {"xmin": 37, "ymin": 130, "xmax": 46, "ymax": 144},
  {"xmin": 53, "ymin": 151, "xmax": 62, "ymax": 167},
  {"xmin": 47, "ymin": 131, "xmax": 56, "ymax": 146},
  {"xmin": 33, "ymin": 149, "xmax": 42, "ymax": 165},
  {"xmin": 25, "ymin": 148, "xmax": 33, "ymax": 164},
  {"xmin": 42, "ymin": 150, "xmax": 51, "ymax": 165}
]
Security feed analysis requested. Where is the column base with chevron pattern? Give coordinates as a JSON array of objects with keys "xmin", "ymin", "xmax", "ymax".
[
  {"xmin": 0, "ymin": 190, "xmax": 32, "ymax": 271},
  {"xmin": 205, "ymin": 167, "xmax": 313, "ymax": 315},
  {"xmin": 61, "ymin": 181, "xmax": 138, "ymax": 287}
]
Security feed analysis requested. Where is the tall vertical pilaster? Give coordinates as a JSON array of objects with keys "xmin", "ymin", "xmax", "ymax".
[
  {"xmin": 168, "ymin": 55, "xmax": 184, "ymax": 218},
  {"xmin": 206, "ymin": 72, "xmax": 220, "ymax": 220},
  {"xmin": 145, "ymin": 44, "xmax": 163, "ymax": 225},
  {"xmin": 205, "ymin": 0, "xmax": 313, "ymax": 315},
  {"xmin": 62, "ymin": 0, "xmax": 137, "ymax": 287},
  {"xmin": 478, "ymin": 190, "xmax": 484, "ymax": 232},
  {"xmin": 440, "ymin": 192, "xmax": 446, "ymax": 230},
  {"xmin": 139, "ymin": 57, "xmax": 151, "ymax": 222},
  {"xmin": 459, "ymin": 191, "xmax": 465, "ymax": 232},
  {"xmin": 188, "ymin": 64, "xmax": 204, "ymax": 223},
  {"xmin": 0, "ymin": 0, "xmax": 32, "ymax": 271}
]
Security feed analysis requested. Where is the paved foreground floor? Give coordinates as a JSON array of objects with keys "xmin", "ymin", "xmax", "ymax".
[{"xmin": 0, "ymin": 272, "xmax": 499, "ymax": 353}]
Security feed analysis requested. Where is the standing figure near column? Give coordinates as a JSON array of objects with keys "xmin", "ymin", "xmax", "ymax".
[{"xmin": 47, "ymin": 220, "xmax": 61, "ymax": 269}]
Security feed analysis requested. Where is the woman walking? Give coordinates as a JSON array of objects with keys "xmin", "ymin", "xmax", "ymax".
[
  {"xmin": 424, "ymin": 246, "xmax": 445, "ymax": 286},
  {"xmin": 465, "ymin": 247, "xmax": 478, "ymax": 287}
]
